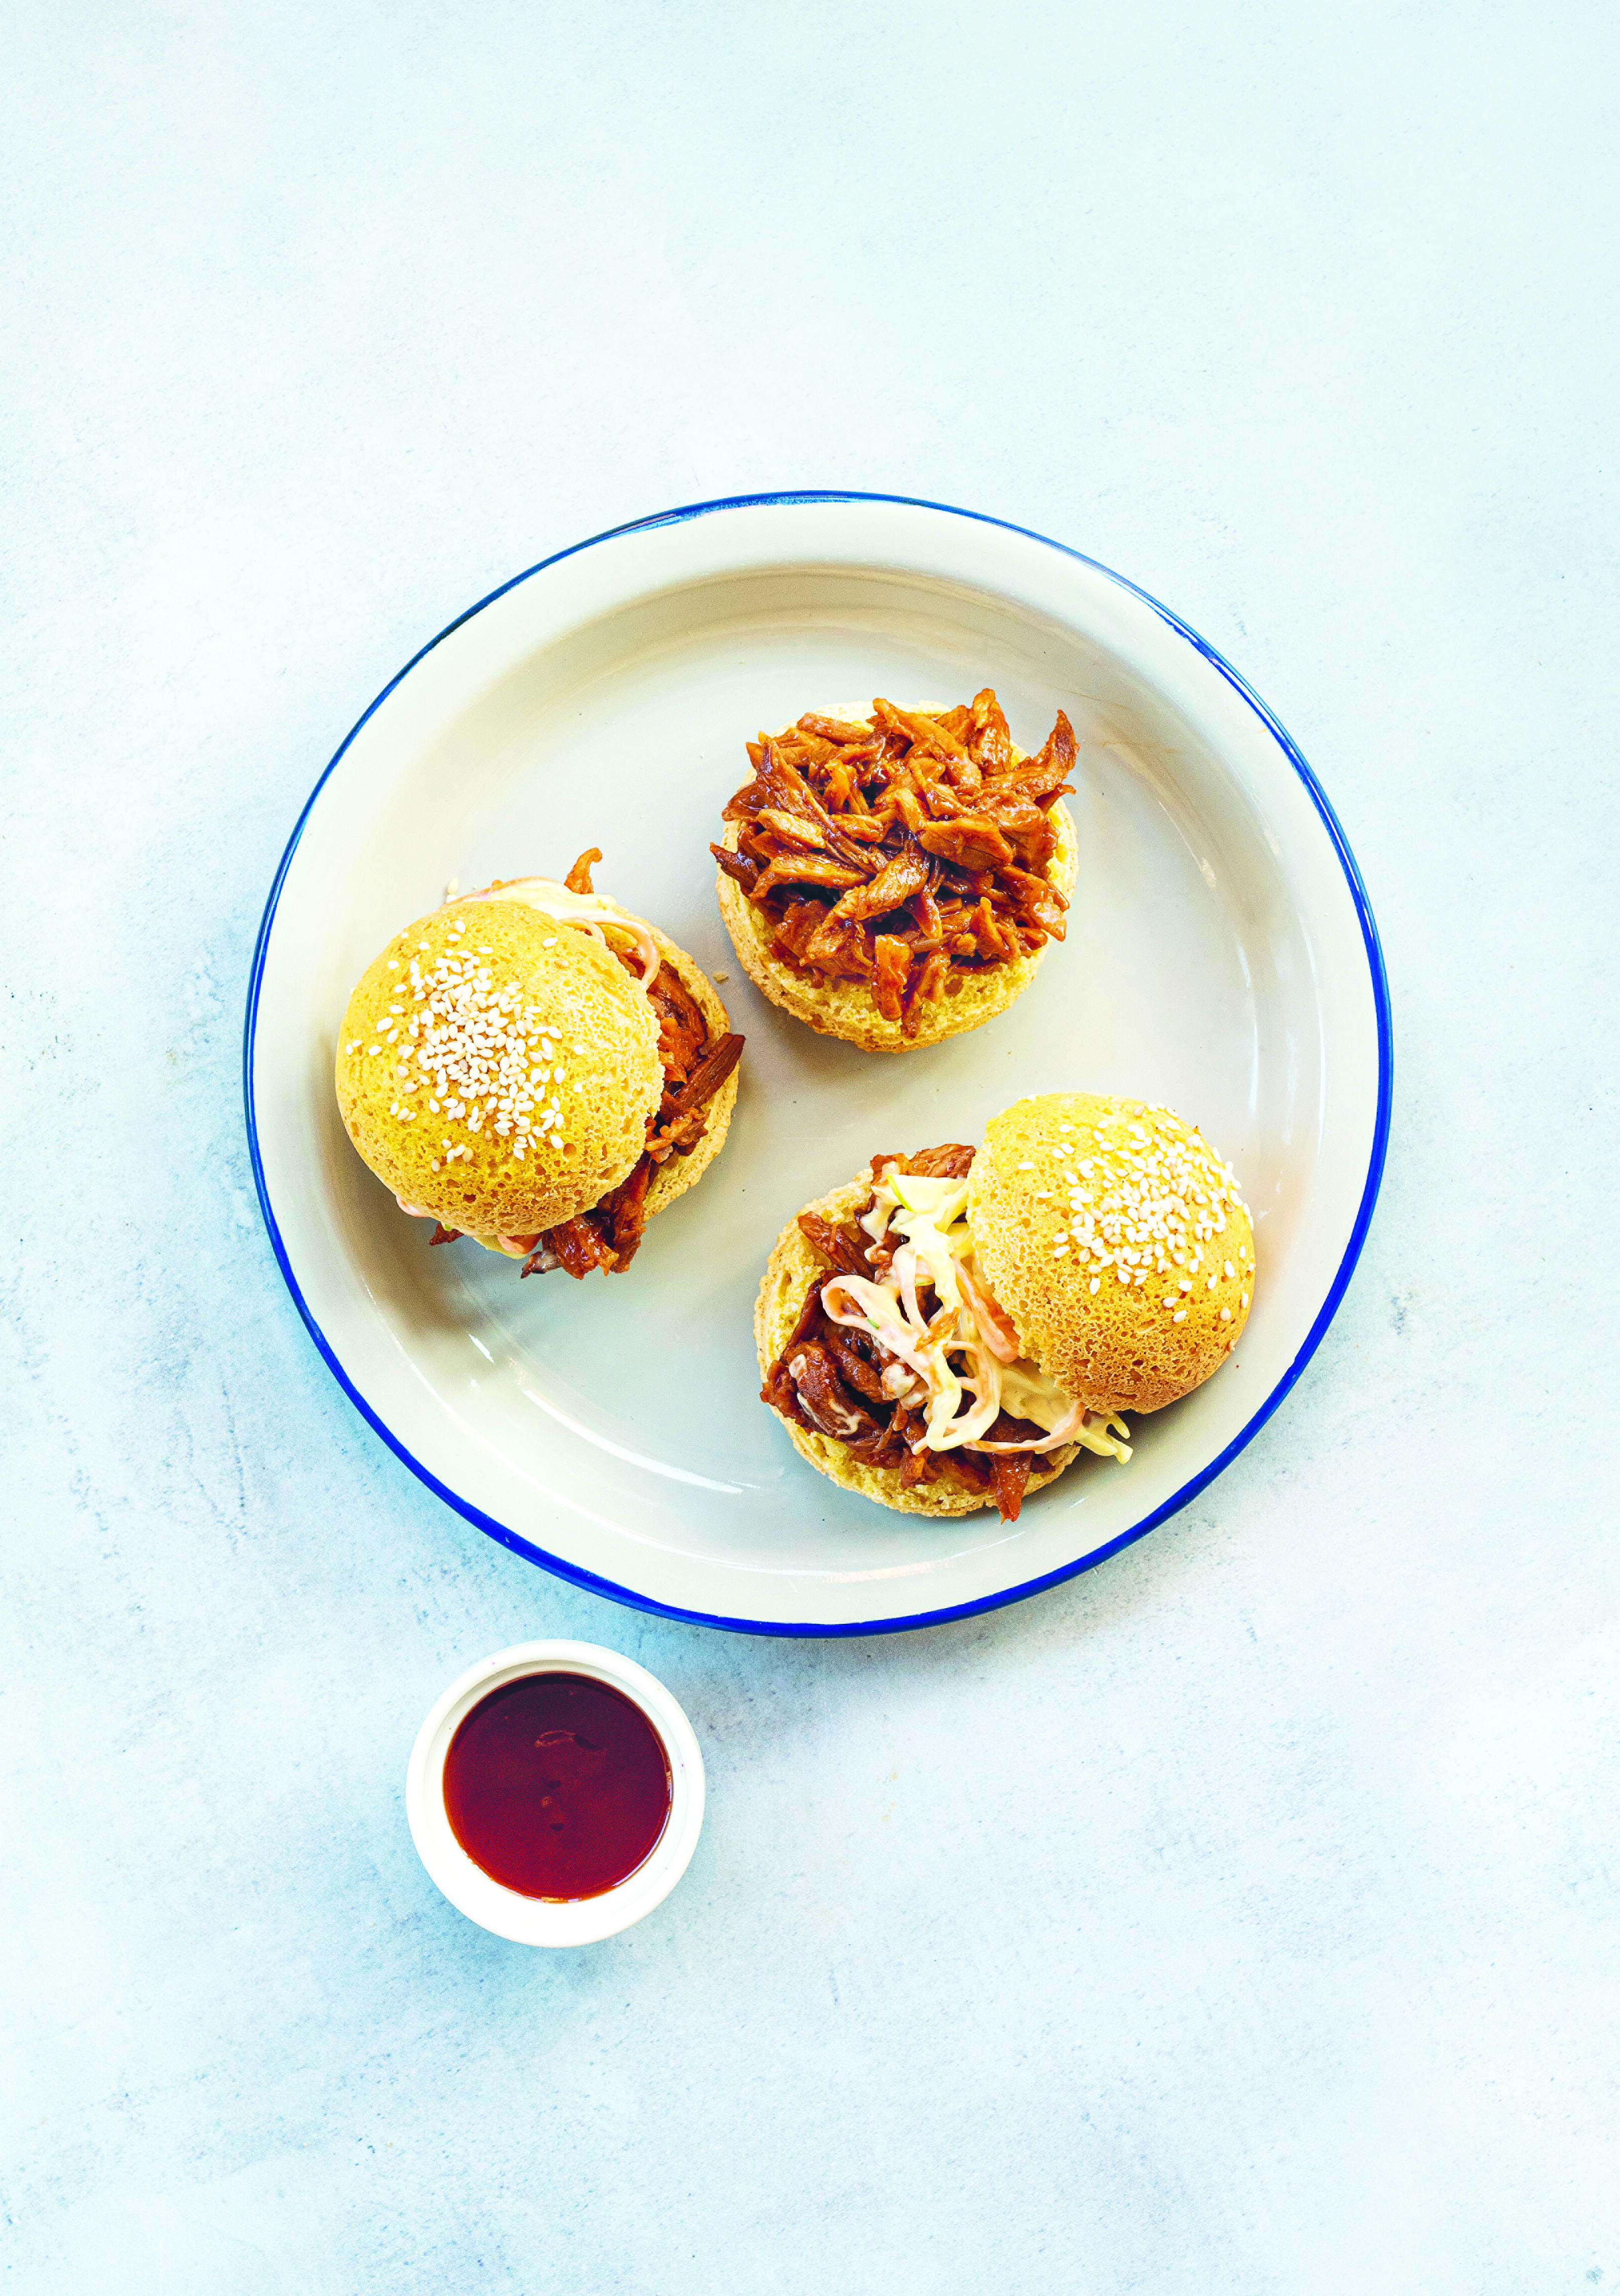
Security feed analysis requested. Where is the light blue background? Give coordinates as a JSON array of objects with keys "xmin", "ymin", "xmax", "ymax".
[{"xmin": 5, "ymin": 4, "xmax": 1616, "ymax": 2289}]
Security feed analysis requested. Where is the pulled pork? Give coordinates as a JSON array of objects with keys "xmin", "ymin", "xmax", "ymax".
[
  {"xmin": 712, "ymin": 693, "xmax": 1075, "ymax": 1038},
  {"xmin": 760, "ymin": 1143, "xmax": 1046, "ymax": 1523}
]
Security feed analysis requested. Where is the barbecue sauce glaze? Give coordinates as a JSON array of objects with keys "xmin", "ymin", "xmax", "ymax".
[{"xmin": 444, "ymin": 1672, "xmax": 671, "ymax": 1900}]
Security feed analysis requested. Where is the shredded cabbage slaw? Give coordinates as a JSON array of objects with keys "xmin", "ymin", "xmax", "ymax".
[
  {"xmin": 823, "ymin": 1167, "xmax": 1132, "ymax": 1463},
  {"xmin": 457, "ymin": 877, "xmax": 662, "ymax": 993}
]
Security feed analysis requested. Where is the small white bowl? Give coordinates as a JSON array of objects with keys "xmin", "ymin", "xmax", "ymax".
[{"xmin": 405, "ymin": 1639, "xmax": 705, "ymax": 1945}]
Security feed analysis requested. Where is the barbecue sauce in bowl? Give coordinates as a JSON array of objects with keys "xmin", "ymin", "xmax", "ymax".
[{"xmin": 443, "ymin": 1671, "xmax": 672, "ymax": 1901}]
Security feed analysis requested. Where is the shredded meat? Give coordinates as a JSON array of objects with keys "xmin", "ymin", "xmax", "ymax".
[
  {"xmin": 648, "ymin": 962, "xmax": 709, "ymax": 1081},
  {"xmin": 712, "ymin": 693, "xmax": 1074, "ymax": 1036},
  {"xmin": 761, "ymin": 1141, "xmax": 1048, "ymax": 1522},
  {"xmin": 517, "ymin": 954, "xmax": 743, "ymax": 1279},
  {"xmin": 652, "ymin": 1027, "xmax": 746, "ymax": 1157},
  {"xmin": 795, "ymin": 1210, "xmax": 870, "ymax": 1276},
  {"xmin": 820, "ymin": 1322, "xmax": 893, "ymax": 1403},
  {"xmin": 871, "ymin": 933, "xmax": 912, "ymax": 1022},
  {"xmin": 541, "ymin": 1215, "xmax": 618, "ymax": 1280},
  {"xmin": 991, "ymin": 1449, "xmax": 1034, "ymax": 1522},
  {"xmin": 786, "ymin": 1340, "xmax": 881, "ymax": 1441},
  {"xmin": 865, "ymin": 1141, "xmax": 977, "ymax": 1183}
]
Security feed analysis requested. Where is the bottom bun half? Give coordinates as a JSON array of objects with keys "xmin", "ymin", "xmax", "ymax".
[{"xmin": 754, "ymin": 1177, "xmax": 1078, "ymax": 1519}]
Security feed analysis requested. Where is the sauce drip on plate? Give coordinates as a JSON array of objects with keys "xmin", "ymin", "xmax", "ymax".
[{"xmin": 444, "ymin": 1672, "xmax": 672, "ymax": 1900}]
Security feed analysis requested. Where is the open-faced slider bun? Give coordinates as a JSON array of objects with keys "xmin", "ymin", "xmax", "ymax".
[
  {"xmin": 756, "ymin": 1095, "xmax": 1253, "ymax": 1520},
  {"xmin": 336, "ymin": 853, "xmax": 743, "ymax": 1280},
  {"xmin": 713, "ymin": 691, "xmax": 1077, "ymax": 1053}
]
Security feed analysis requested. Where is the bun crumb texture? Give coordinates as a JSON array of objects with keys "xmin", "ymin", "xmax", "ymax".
[{"xmin": 968, "ymin": 1094, "xmax": 1254, "ymax": 1416}]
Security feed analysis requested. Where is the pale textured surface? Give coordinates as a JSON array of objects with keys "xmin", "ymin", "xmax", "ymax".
[{"xmin": 4, "ymin": 3, "xmax": 1617, "ymax": 2290}]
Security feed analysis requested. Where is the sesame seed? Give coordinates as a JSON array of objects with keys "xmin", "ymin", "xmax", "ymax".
[
  {"xmin": 1089, "ymin": 1276, "xmax": 1100, "ymax": 1293},
  {"xmin": 1225, "ymin": 1261, "xmax": 1235, "ymax": 1279},
  {"xmin": 1241, "ymin": 1291, "xmax": 1249, "ymax": 1308},
  {"xmin": 1220, "ymin": 1307, "xmax": 1231, "ymax": 1321},
  {"xmin": 1172, "ymin": 1309, "xmax": 1187, "ymax": 1322},
  {"xmin": 541, "ymin": 936, "xmax": 558, "ymax": 947}
]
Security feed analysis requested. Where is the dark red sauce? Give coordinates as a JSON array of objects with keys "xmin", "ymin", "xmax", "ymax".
[{"xmin": 443, "ymin": 1671, "xmax": 672, "ymax": 1901}]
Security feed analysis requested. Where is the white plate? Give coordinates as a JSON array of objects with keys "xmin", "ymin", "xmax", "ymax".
[{"xmin": 246, "ymin": 493, "xmax": 1391, "ymax": 1635}]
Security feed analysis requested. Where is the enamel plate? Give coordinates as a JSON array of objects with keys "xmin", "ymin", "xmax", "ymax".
[{"xmin": 246, "ymin": 493, "xmax": 1391, "ymax": 1634}]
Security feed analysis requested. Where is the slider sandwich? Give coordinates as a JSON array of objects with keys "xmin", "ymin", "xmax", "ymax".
[
  {"xmin": 336, "ymin": 851, "xmax": 743, "ymax": 1279},
  {"xmin": 758, "ymin": 1094, "xmax": 1254, "ymax": 1520},
  {"xmin": 712, "ymin": 690, "xmax": 1077, "ymax": 1051}
]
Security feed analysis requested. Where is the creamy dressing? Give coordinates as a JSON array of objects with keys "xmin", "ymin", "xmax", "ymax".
[
  {"xmin": 453, "ymin": 877, "xmax": 661, "ymax": 992},
  {"xmin": 392, "ymin": 1196, "xmax": 533, "ymax": 1252},
  {"xmin": 824, "ymin": 1166, "xmax": 1132, "ymax": 1462}
]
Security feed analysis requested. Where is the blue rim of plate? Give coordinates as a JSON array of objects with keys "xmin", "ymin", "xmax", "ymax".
[{"xmin": 244, "ymin": 489, "xmax": 1394, "ymax": 1638}]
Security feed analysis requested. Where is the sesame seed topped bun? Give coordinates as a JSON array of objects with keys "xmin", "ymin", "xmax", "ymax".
[
  {"xmin": 967, "ymin": 1094, "xmax": 1255, "ymax": 1416},
  {"xmin": 336, "ymin": 898, "xmax": 662, "ymax": 1238}
]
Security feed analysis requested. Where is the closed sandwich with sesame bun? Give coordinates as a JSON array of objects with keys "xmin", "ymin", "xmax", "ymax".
[
  {"xmin": 757, "ymin": 1095, "xmax": 1254, "ymax": 1522},
  {"xmin": 335, "ymin": 851, "xmax": 744, "ymax": 1281},
  {"xmin": 712, "ymin": 691, "xmax": 1077, "ymax": 1052}
]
